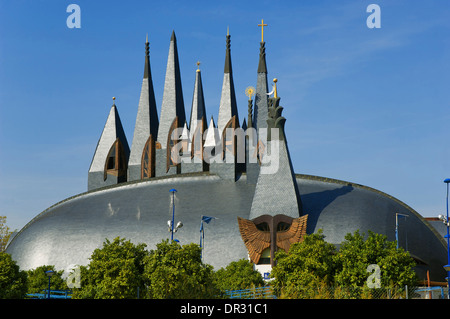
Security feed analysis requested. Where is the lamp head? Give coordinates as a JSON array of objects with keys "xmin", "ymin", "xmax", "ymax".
[
  {"xmin": 169, "ymin": 188, "xmax": 177, "ymax": 193},
  {"xmin": 444, "ymin": 178, "xmax": 450, "ymax": 184},
  {"xmin": 45, "ymin": 270, "xmax": 54, "ymax": 277}
]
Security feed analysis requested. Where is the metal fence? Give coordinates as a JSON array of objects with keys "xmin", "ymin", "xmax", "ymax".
[
  {"xmin": 27, "ymin": 289, "xmax": 72, "ymax": 299},
  {"xmin": 414, "ymin": 286, "xmax": 449, "ymax": 299},
  {"xmin": 225, "ymin": 286, "xmax": 277, "ymax": 299},
  {"xmin": 24, "ymin": 286, "xmax": 449, "ymax": 300},
  {"xmin": 224, "ymin": 285, "xmax": 450, "ymax": 299}
]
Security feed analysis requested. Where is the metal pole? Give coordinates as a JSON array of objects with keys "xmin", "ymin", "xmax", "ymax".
[
  {"xmin": 170, "ymin": 189, "xmax": 176, "ymax": 241},
  {"xmin": 446, "ymin": 181, "xmax": 450, "ymax": 298},
  {"xmin": 171, "ymin": 191, "xmax": 175, "ymax": 241},
  {"xmin": 47, "ymin": 276, "xmax": 51, "ymax": 299}
]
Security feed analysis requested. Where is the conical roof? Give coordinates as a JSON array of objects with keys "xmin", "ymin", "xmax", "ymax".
[
  {"xmin": 217, "ymin": 31, "xmax": 239, "ymax": 135},
  {"xmin": 129, "ymin": 37, "xmax": 159, "ymax": 168},
  {"xmin": 88, "ymin": 100, "xmax": 130, "ymax": 173},
  {"xmin": 253, "ymin": 41, "xmax": 269, "ymax": 131},
  {"xmin": 157, "ymin": 30, "xmax": 186, "ymax": 149},
  {"xmin": 249, "ymin": 95, "xmax": 303, "ymax": 219},
  {"xmin": 189, "ymin": 64, "xmax": 206, "ymax": 140}
]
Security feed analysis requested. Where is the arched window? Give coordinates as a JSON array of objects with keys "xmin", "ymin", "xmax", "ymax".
[
  {"xmin": 141, "ymin": 135, "xmax": 155, "ymax": 179},
  {"xmin": 277, "ymin": 221, "xmax": 291, "ymax": 232},
  {"xmin": 221, "ymin": 115, "xmax": 238, "ymax": 160},
  {"xmin": 104, "ymin": 138, "xmax": 127, "ymax": 181},
  {"xmin": 258, "ymin": 248, "xmax": 271, "ymax": 265},
  {"xmin": 167, "ymin": 117, "xmax": 180, "ymax": 172}
]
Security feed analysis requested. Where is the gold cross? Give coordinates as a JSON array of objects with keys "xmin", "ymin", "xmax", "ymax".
[{"xmin": 258, "ymin": 19, "xmax": 268, "ymax": 42}]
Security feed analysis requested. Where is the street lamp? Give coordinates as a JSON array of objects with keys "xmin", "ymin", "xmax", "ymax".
[
  {"xmin": 45, "ymin": 270, "xmax": 54, "ymax": 299},
  {"xmin": 168, "ymin": 189, "xmax": 182, "ymax": 241},
  {"xmin": 443, "ymin": 178, "xmax": 450, "ymax": 298}
]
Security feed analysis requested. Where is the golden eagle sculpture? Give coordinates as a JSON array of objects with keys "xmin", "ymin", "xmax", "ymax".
[{"xmin": 237, "ymin": 214, "xmax": 308, "ymax": 265}]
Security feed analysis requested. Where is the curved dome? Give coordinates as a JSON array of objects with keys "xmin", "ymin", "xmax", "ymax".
[{"xmin": 6, "ymin": 172, "xmax": 447, "ymax": 281}]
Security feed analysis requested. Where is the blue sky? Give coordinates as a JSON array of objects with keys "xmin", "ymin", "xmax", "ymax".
[{"xmin": 0, "ymin": 0, "xmax": 449, "ymax": 231}]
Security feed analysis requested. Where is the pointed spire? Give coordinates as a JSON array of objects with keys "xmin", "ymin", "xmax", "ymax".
[
  {"xmin": 143, "ymin": 35, "xmax": 150, "ymax": 79},
  {"xmin": 157, "ymin": 30, "xmax": 186, "ymax": 149},
  {"xmin": 217, "ymin": 30, "xmax": 239, "ymax": 135},
  {"xmin": 88, "ymin": 98, "xmax": 130, "ymax": 190},
  {"xmin": 253, "ymin": 24, "xmax": 269, "ymax": 131},
  {"xmin": 257, "ymin": 41, "xmax": 268, "ymax": 74},
  {"xmin": 128, "ymin": 36, "xmax": 159, "ymax": 181},
  {"xmin": 249, "ymin": 91, "xmax": 303, "ymax": 220},
  {"xmin": 189, "ymin": 62, "xmax": 207, "ymax": 140},
  {"xmin": 204, "ymin": 116, "xmax": 220, "ymax": 149},
  {"xmin": 224, "ymin": 29, "xmax": 232, "ymax": 74}
]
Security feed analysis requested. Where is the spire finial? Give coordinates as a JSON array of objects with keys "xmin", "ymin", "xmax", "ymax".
[
  {"xmin": 227, "ymin": 25, "xmax": 229, "ymax": 36},
  {"xmin": 146, "ymin": 33, "xmax": 148, "ymax": 43},
  {"xmin": 224, "ymin": 30, "xmax": 232, "ymax": 73},
  {"xmin": 273, "ymin": 78, "xmax": 278, "ymax": 98},
  {"xmin": 245, "ymin": 86, "xmax": 255, "ymax": 101},
  {"xmin": 196, "ymin": 61, "xmax": 201, "ymax": 72},
  {"xmin": 258, "ymin": 19, "xmax": 268, "ymax": 42}
]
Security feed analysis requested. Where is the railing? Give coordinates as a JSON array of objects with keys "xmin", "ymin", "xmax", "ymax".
[
  {"xmin": 224, "ymin": 286, "xmax": 276, "ymax": 299},
  {"xmin": 414, "ymin": 286, "xmax": 449, "ymax": 299},
  {"xmin": 27, "ymin": 290, "xmax": 72, "ymax": 299}
]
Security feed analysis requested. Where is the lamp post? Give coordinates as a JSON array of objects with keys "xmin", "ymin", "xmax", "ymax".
[
  {"xmin": 45, "ymin": 270, "xmax": 54, "ymax": 299},
  {"xmin": 444, "ymin": 178, "xmax": 450, "ymax": 298},
  {"xmin": 168, "ymin": 189, "xmax": 182, "ymax": 241}
]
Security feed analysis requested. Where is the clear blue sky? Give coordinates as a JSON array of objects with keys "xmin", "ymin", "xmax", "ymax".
[{"xmin": 0, "ymin": 0, "xmax": 449, "ymax": 231}]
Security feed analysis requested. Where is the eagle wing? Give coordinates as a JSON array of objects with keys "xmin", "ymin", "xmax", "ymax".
[
  {"xmin": 237, "ymin": 217, "xmax": 271, "ymax": 264},
  {"xmin": 276, "ymin": 215, "xmax": 308, "ymax": 252}
]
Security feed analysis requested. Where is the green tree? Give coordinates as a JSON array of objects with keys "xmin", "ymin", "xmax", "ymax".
[
  {"xmin": 215, "ymin": 259, "xmax": 264, "ymax": 292},
  {"xmin": 72, "ymin": 237, "xmax": 149, "ymax": 299},
  {"xmin": 26, "ymin": 265, "xmax": 68, "ymax": 294},
  {"xmin": 0, "ymin": 252, "xmax": 27, "ymax": 298},
  {"xmin": 143, "ymin": 239, "xmax": 218, "ymax": 299},
  {"xmin": 0, "ymin": 216, "xmax": 12, "ymax": 252},
  {"xmin": 271, "ymin": 230, "xmax": 337, "ymax": 298},
  {"xmin": 334, "ymin": 230, "xmax": 418, "ymax": 288}
]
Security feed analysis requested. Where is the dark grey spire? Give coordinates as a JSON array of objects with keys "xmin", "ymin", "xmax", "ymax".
[
  {"xmin": 157, "ymin": 30, "xmax": 186, "ymax": 149},
  {"xmin": 247, "ymin": 98, "xmax": 253, "ymax": 129},
  {"xmin": 189, "ymin": 63, "xmax": 207, "ymax": 140},
  {"xmin": 257, "ymin": 41, "xmax": 267, "ymax": 73},
  {"xmin": 217, "ymin": 30, "xmax": 239, "ymax": 134},
  {"xmin": 253, "ymin": 41, "xmax": 269, "ymax": 132},
  {"xmin": 224, "ymin": 32, "xmax": 232, "ymax": 74},
  {"xmin": 128, "ymin": 36, "xmax": 159, "ymax": 181}
]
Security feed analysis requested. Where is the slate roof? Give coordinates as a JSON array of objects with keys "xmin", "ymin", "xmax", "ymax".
[
  {"xmin": 88, "ymin": 103, "xmax": 129, "ymax": 174},
  {"xmin": 6, "ymin": 173, "xmax": 448, "ymax": 281},
  {"xmin": 217, "ymin": 33, "xmax": 239, "ymax": 135},
  {"xmin": 157, "ymin": 31, "xmax": 186, "ymax": 149},
  {"xmin": 128, "ymin": 38, "xmax": 159, "ymax": 181}
]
